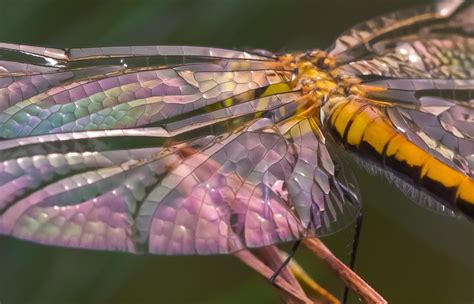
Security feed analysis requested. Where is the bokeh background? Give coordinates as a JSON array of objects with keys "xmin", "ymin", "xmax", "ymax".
[{"xmin": 0, "ymin": 0, "xmax": 473, "ymax": 303}]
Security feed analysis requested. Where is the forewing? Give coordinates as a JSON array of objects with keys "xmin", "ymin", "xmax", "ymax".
[
  {"xmin": 328, "ymin": 0, "xmax": 471, "ymax": 65},
  {"xmin": 0, "ymin": 45, "xmax": 291, "ymax": 138},
  {"xmin": 330, "ymin": 1, "xmax": 473, "ymax": 80}
]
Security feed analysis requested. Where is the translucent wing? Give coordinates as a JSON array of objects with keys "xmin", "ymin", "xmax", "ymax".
[
  {"xmin": 365, "ymin": 79, "xmax": 473, "ymax": 176},
  {"xmin": 355, "ymin": 90, "xmax": 473, "ymax": 216},
  {"xmin": 325, "ymin": 1, "xmax": 473, "ymax": 216},
  {"xmin": 330, "ymin": 1, "xmax": 473, "ymax": 80},
  {"xmin": 327, "ymin": 0, "xmax": 471, "ymax": 65},
  {"xmin": 0, "ymin": 44, "xmax": 361, "ymax": 255},
  {"xmin": 0, "ymin": 45, "xmax": 289, "ymax": 138}
]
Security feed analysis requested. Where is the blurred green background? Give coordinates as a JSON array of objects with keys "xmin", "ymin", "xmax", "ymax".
[{"xmin": 0, "ymin": 0, "xmax": 473, "ymax": 303}]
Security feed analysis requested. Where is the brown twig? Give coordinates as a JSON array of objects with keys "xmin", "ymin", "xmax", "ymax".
[
  {"xmin": 279, "ymin": 250, "xmax": 340, "ymax": 304},
  {"xmin": 303, "ymin": 238, "xmax": 387, "ymax": 304},
  {"xmin": 234, "ymin": 249, "xmax": 314, "ymax": 304}
]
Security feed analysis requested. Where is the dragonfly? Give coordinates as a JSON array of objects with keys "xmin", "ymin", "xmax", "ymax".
[{"xmin": 0, "ymin": 0, "xmax": 472, "ymax": 263}]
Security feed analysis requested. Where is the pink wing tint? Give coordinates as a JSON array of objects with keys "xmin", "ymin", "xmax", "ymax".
[{"xmin": 0, "ymin": 44, "xmax": 361, "ymax": 255}]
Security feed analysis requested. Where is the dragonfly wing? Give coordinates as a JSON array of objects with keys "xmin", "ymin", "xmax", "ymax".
[
  {"xmin": 0, "ymin": 137, "xmax": 169, "ymax": 253},
  {"xmin": 351, "ymin": 79, "xmax": 473, "ymax": 216},
  {"xmin": 366, "ymin": 79, "xmax": 474, "ymax": 176},
  {"xmin": 144, "ymin": 114, "xmax": 360, "ymax": 255},
  {"xmin": 277, "ymin": 117, "xmax": 361, "ymax": 236},
  {"xmin": 0, "ymin": 111, "xmax": 361, "ymax": 255},
  {"xmin": 356, "ymin": 24, "xmax": 474, "ymax": 179},
  {"xmin": 327, "ymin": 0, "xmax": 471, "ymax": 64},
  {"xmin": 327, "ymin": 1, "xmax": 473, "ymax": 216},
  {"xmin": 331, "ymin": 1, "xmax": 472, "ymax": 79},
  {"xmin": 0, "ymin": 44, "xmax": 361, "ymax": 254},
  {"xmin": 0, "ymin": 45, "xmax": 290, "ymax": 138},
  {"xmin": 338, "ymin": 34, "xmax": 473, "ymax": 80}
]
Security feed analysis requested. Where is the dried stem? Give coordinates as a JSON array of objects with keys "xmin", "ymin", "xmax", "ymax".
[
  {"xmin": 281, "ymin": 251, "xmax": 340, "ymax": 304},
  {"xmin": 303, "ymin": 238, "xmax": 387, "ymax": 304}
]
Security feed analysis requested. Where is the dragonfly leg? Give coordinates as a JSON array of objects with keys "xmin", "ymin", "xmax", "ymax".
[
  {"xmin": 342, "ymin": 210, "xmax": 364, "ymax": 304},
  {"xmin": 269, "ymin": 240, "xmax": 301, "ymax": 284}
]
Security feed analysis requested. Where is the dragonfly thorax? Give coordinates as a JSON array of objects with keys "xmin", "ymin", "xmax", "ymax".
[{"xmin": 281, "ymin": 50, "xmax": 364, "ymax": 107}]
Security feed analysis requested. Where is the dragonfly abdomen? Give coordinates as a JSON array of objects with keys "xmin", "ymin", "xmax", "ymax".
[{"xmin": 328, "ymin": 98, "xmax": 474, "ymax": 220}]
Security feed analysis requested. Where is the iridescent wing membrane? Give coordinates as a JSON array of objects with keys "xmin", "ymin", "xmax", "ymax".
[
  {"xmin": 328, "ymin": 0, "xmax": 473, "ymax": 215},
  {"xmin": 0, "ymin": 44, "xmax": 360, "ymax": 254}
]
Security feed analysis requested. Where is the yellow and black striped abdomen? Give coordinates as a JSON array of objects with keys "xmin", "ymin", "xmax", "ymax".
[{"xmin": 328, "ymin": 99, "xmax": 474, "ymax": 220}]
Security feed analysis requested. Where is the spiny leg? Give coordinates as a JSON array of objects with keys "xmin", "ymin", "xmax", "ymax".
[
  {"xmin": 342, "ymin": 210, "xmax": 364, "ymax": 303},
  {"xmin": 269, "ymin": 240, "xmax": 301, "ymax": 284}
]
